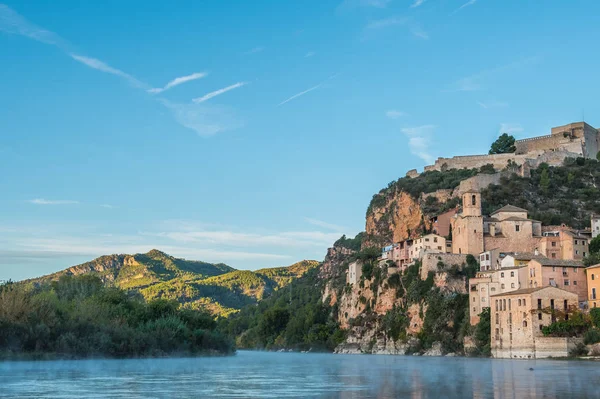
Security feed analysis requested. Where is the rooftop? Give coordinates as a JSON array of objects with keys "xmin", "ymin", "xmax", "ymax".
[
  {"xmin": 490, "ymin": 204, "xmax": 528, "ymax": 216},
  {"xmin": 533, "ymin": 258, "xmax": 585, "ymax": 268},
  {"xmin": 491, "ymin": 286, "xmax": 572, "ymax": 297}
]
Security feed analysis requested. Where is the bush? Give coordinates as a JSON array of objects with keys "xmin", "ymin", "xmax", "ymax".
[
  {"xmin": 590, "ymin": 308, "xmax": 600, "ymax": 328},
  {"xmin": 584, "ymin": 328, "xmax": 600, "ymax": 345}
]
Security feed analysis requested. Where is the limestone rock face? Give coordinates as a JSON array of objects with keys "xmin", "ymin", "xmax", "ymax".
[
  {"xmin": 423, "ymin": 342, "xmax": 443, "ymax": 356},
  {"xmin": 365, "ymin": 192, "xmax": 430, "ymax": 246}
]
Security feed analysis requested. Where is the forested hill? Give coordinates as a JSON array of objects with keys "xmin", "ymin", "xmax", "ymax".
[{"xmin": 24, "ymin": 250, "xmax": 319, "ymax": 317}]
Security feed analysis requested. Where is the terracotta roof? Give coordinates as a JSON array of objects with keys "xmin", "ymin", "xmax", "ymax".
[
  {"xmin": 586, "ymin": 264, "xmax": 600, "ymax": 270},
  {"xmin": 490, "ymin": 286, "xmax": 572, "ymax": 297},
  {"xmin": 532, "ymin": 258, "xmax": 585, "ymax": 268},
  {"xmin": 490, "ymin": 204, "xmax": 528, "ymax": 215}
]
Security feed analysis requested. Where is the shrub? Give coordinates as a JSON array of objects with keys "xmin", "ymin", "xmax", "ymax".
[{"xmin": 584, "ymin": 328, "xmax": 600, "ymax": 345}]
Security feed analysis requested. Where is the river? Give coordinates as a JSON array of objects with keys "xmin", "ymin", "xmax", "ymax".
[{"xmin": 0, "ymin": 351, "xmax": 598, "ymax": 398}]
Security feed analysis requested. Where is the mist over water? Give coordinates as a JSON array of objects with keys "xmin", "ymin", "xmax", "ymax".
[{"xmin": 0, "ymin": 351, "xmax": 598, "ymax": 398}]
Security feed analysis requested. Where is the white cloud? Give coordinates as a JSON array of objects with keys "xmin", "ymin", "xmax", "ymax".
[
  {"xmin": 451, "ymin": 0, "xmax": 477, "ymax": 15},
  {"xmin": 401, "ymin": 125, "xmax": 436, "ymax": 164},
  {"xmin": 386, "ymin": 110, "xmax": 406, "ymax": 119},
  {"xmin": 477, "ymin": 100, "xmax": 508, "ymax": 109},
  {"xmin": 304, "ymin": 218, "xmax": 345, "ymax": 232},
  {"xmin": 243, "ymin": 46, "xmax": 265, "ymax": 55},
  {"xmin": 278, "ymin": 73, "xmax": 339, "ymax": 106},
  {"xmin": 70, "ymin": 54, "xmax": 147, "ymax": 89},
  {"xmin": 499, "ymin": 123, "xmax": 524, "ymax": 135},
  {"xmin": 192, "ymin": 82, "xmax": 247, "ymax": 103},
  {"xmin": 0, "ymin": 4, "xmax": 67, "ymax": 48},
  {"xmin": 410, "ymin": 0, "xmax": 425, "ymax": 8},
  {"xmin": 448, "ymin": 56, "xmax": 539, "ymax": 92},
  {"xmin": 365, "ymin": 16, "xmax": 408, "ymax": 30},
  {"xmin": 100, "ymin": 204, "xmax": 114, "ymax": 209},
  {"xmin": 305, "ymin": 51, "xmax": 316, "ymax": 58},
  {"xmin": 27, "ymin": 199, "xmax": 79, "ymax": 205},
  {"xmin": 410, "ymin": 26, "xmax": 429, "ymax": 39},
  {"xmin": 161, "ymin": 100, "xmax": 243, "ymax": 137},
  {"xmin": 148, "ymin": 72, "xmax": 208, "ymax": 94}
]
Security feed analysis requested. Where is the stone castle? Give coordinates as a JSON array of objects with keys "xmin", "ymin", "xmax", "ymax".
[{"xmin": 406, "ymin": 121, "xmax": 600, "ymax": 177}]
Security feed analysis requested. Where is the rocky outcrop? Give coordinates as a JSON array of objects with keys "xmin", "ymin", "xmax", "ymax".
[{"xmin": 365, "ymin": 192, "xmax": 430, "ymax": 246}]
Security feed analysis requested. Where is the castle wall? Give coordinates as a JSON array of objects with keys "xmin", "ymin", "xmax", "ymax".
[
  {"xmin": 455, "ymin": 173, "xmax": 504, "ymax": 196},
  {"xmin": 424, "ymin": 153, "xmax": 536, "ymax": 173}
]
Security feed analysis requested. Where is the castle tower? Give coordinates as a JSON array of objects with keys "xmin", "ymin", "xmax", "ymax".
[{"xmin": 462, "ymin": 191, "xmax": 482, "ymax": 217}]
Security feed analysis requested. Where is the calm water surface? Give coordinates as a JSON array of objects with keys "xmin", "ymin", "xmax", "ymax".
[{"xmin": 1, "ymin": 351, "xmax": 599, "ymax": 398}]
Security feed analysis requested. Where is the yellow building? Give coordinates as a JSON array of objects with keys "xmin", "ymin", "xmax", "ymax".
[{"xmin": 586, "ymin": 264, "xmax": 600, "ymax": 308}]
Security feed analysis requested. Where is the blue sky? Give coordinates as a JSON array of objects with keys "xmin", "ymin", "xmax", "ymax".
[{"xmin": 1, "ymin": 0, "xmax": 599, "ymax": 281}]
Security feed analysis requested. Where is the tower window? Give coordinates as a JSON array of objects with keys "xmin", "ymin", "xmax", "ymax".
[{"xmin": 472, "ymin": 195, "xmax": 477, "ymax": 206}]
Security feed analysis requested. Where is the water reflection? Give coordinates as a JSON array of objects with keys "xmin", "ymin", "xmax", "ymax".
[{"xmin": 0, "ymin": 351, "xmax": 599, "ymax": 398}]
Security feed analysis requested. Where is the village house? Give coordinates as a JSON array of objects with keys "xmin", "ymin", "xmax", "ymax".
[
  {"xmin": 592, "ymin": 215, "xmax": 600, "ymax": 239},
  {"xmin": 347, "ymin": 261, "xmax": 361, "ymax": 285},
  {"xmin": 409, "ymin": 233, "xmax": 450, "ymax": 259},
  {"xmin": 469, "ymin": 266, "xmax": 523, "ymax": 325},
  {"xmin": 586, "ymin": 264, "xmax": 600, "ymax": 308},
  {"xmin": 519, "ymin": 258, "xmax": 588, "ymax": 305},
  {"xmin": 539, "ymin": 225, "xmax": 591, "ymax": 260},
  {"xmin": 491, "ymin": 286, "xmax": 580, "ymax": 359},
  {"xmin": 500, "ymin": 252, "xmax": 542, "ymax": 268},
  {"xmin": 429, "ymin": 208, "xmax": 457, "ymax": 237}
]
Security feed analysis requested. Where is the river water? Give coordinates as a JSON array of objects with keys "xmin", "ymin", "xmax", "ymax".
[{"xmin": 0, "ymin": 351, "xmax": 598, "ymax": 398}]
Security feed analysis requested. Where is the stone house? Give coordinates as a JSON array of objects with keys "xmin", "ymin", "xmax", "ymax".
[
  {"xmin": 500, "ymin": 252, "xmax": 543, "ymax": 269},
  {"xmin": 519, "ymin": 258, "xmax": 587, "ymax": 305},
  {"xmin": 409, "ymin": 233, "xmax": 450, "ymax": 259},
  {"xmin": 592, "ymin": 215, "xmax": 600, "ymax": 239},
  {"xmin": 429, "ymin": 208, "xmax": 457, "ymax": 238},
  {"xmin": 469, "ymin": 266, "xmax": 523, "ymax": 325},
  {"xmin": 491, "ymin": 286, "xmax": 580, "ymax": 359},
  {"xmin": 347, "ymin": 261, "xmax": 362, "ymax": 285},
  {"xmin": 539, "ymin": 225, "xmax": 591, "ymax": 260},
  {"xmin": 586, "ymin": 264, "xmax": 600, "ymax": 309}
]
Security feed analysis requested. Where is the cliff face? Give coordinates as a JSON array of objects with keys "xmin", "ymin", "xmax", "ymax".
[{"xmin": 365, "ymin": 192, "xmax": 431, "ymax": 247}]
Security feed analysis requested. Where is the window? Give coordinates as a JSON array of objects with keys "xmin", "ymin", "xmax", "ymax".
[
  {"xmin": 503, "ymin": 299, "xmax": 507, "ymax": 310},
  {"xmin": 523, "ymin": 321, "xmax": 528, "ymax": 327},
  {"xmin": 576, "ymin": 250, "xmax": 579, "ymax": 255},
  {"xmin": 538, "ymin": 313, "xmax": 542, "ymax": 320},
  {"xmin": 491, "ymin": 287, "xmax": 496, "ymax": 292},
  {"xmin": 425, "ymin": 238, "xmax": 429, "ymax": 242},
  {"xmin": 540, "ymin": 325, "xmax": 544, "ymax": 331},
  {"xmin": 501, "ymin": 284, "xmax": 505, "ymax": 289},
  {"xmin": 564, "ymin": 280, "xmax": 570, "ymax": 286},
  {"xmin": 511, "ymin": 283, "xmax": 515, "ymax": 288},
  {"xmin": 495, "ymin": 314, "xmax": 499, "ymax": 324},
  {"xmin": 472, "ymin": 296, "xmax": 476, "ymax": 302},
  {"xmin": 495, "ymin": 300, "xmax": 499, "ymax": 311},
  {"xmin": 551, "ymin": 253, "xmax": 557, "ymax": 258},
  {"xmin": 472, "ymin": 194, "xmax": 476, "ymax": 206},
  {"xmin": 518, "ymin": 299, "xmax": 522, "ymax": 306},
  {"xmin": 592, "ymin": 274, "xmax": 596, "ymax": 281},
  {"xmin": 501, "ymin": 272, "xmax": 505, "ymax": 278},
  {"xmin": 523, "ymin": 299, "xmax": 526, "ymax": 307},
  {"xmin": 482, "ymin": 298, "xmax": 486, "ymax": 303},
  {"xmin": 481, "ymin": 255, "xmax": 485, "ymax": 261},
  {"xmin": 434, "ymin": 237, "xmax": 438, "ymax": 243},
  {"xmin": 538, "ymin": 299, "xmax": 542, "ymax": 309},
  {"xmin": 593, "ymin": 288, "xmax": 597, "ymax": 300},
  {"xmin": 552, "ymin": 242, "xmax": 557, "ymax": 247},
  {"xmin": 511, "ymin": 272, "xmax": 514, "ymax": 277},
  {"xmin": 550, "ymin": 299, "xmax": 555, "ymax": 310},
  {"xmin": 564, "ymin": 300, "xmax": 568, "ymax": 311},
  {"xmin": 552, "ymin": 266, "xmax": 556, "ymax": 272},
  {"xmin": 486, "ymin": 254, "xmax": 490, "ymax": 261},
  {"xmin": 573, "ymin": 268, "xmax": 578, "ymax": 273},
  {"xmin": 574, "ymin": 281, "xmax": 578, "ymax": 286},
  {"xmin": 509, "ymin": 299, "xmax": 511, "ymax": 311},
  {"xmin": 575, "ymin": 240, "xmax": 578, "ymax": 245}
]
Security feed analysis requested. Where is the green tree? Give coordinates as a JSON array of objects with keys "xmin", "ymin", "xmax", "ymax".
[
  {"xmin": 539, "ymin": 168, "xmax": 550, "ymax": 194},
  {"xmin": 489, "ymin": 133, "xmax": 516, "ymax": 154},
  {"xmin": 473, "ymin": 308, "xmax": 491, "ymax": 356},
  {"xmin": 590, "ymin": 236, "xmax": 600, "ymax": 255}
]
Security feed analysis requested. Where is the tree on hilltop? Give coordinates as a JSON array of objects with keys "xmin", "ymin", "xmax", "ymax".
[{"xmin": 489, "ymin": 133, "xmax": 516, "ymax": 154}]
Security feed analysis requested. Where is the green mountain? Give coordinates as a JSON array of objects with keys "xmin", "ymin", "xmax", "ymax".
[{"xmin": 26, "ymin": 250, "xmax": 319, "ymax": 317}]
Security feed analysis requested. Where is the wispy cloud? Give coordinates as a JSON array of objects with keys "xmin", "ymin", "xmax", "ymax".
[
  {"xmin": 365, "ymin": 16, "xmax": 408, "ymax": 30},
  {"xmin": 477, "ymin": 100, "xmax": 508, "ymax": 109},
  {"xmin": 0, "ymin": 4, "xmax": 67, "ymax": 48},
  {"xmin": 499, "ymin": 123, "xmax": 523, "ymax": 135},
  {"xmin": 305, "ymin": 51, "xmax": 316, "ymax": 58},
  {"xmin": 161, "ymin": 100, "xmax": 243, "ymax": 137},
  {"xmin": 278, "ymin": 73, "xmax": 339, "ymax": 106},
  {"xmin": 27, "ymin": 199, "xmax": 79, "ymax": 205},
  {"xmin": 70, "ymin": 54, "xmax": 147, "ymax": 88},
  {"xmin": 401, "ymin": 125, "xmax": 436, "ymax": 164},
  {"xmin": 304, "ymin": 218, "xmax": 345, "ymax": 232},
  {"xmin": 100, "ymin": 204, "xmax": 114, "ymax": 209},
  {"xmin": 386, "ymin": 110, "xmax": 407, "ymax": 119},
  {"xmin": 410, "ymin": 0, "xmax": 425, "ymax": 8},
  {"xmin": 451, "ymin": 0, "xmax": 477, "ymax": 15},
  {"xmin": 192, "ymin": 82, "xmax": 247, "ymax": 103},
  {"xmin": 148, "ymin": 72, "xmax": 208, "ymax": 94},
  {"xmin": 448, "ymin": 56, "xmax": 539, "ymax": 92},
  {"xmin": 243, "ymin": 46, "xmax": 265, "ymax": 55}
]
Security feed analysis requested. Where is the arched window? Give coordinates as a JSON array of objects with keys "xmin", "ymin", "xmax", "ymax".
[
  {"xmin": 523, "ymin": 321, "xmax": 528, "ymax": 327},
  {"xmin": 518, "ymin": 299, "xmax": 522, "ymax": 306},
  {"xmin": 472, "ymin": 195, "xmax": 477, "ymax": 206}
]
